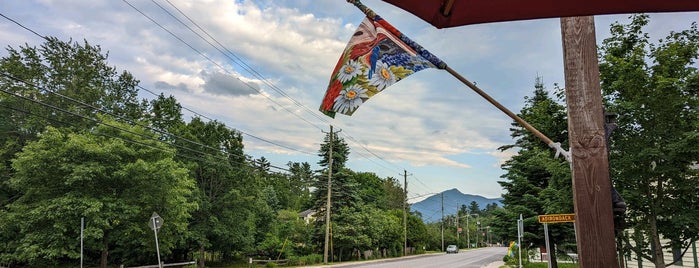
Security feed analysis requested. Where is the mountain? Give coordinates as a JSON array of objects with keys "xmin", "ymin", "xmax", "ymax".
[{"xmin": 410, "ymin": 188, "xmax": 503, "ymax": 223}]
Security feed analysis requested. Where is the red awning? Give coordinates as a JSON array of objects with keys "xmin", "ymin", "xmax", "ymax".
[{"xmin": 380, "ymin": 0, "xmax": 699, "ymax": 28}]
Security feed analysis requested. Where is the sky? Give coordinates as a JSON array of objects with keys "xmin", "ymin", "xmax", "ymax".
[{"xmin": 1, "ymin": 0, "xmax": 697, "ymax": 203}]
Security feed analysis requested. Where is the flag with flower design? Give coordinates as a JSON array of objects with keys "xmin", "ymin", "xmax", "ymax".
[{"xmin": 319, "ymin": 15, "xmax": 446, "ymax": 117}]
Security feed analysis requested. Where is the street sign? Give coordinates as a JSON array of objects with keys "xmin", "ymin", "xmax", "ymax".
[
  {"xmin": 149, "ymin": 212, "xmax": 163, "ymax": 231},
  {"xmin": 149, "ymin": 212, "xmax": 164, "ymax": 268},
  {"xmin": 538, "ymin": 213, "xmax": 575, "ymax": 223}
]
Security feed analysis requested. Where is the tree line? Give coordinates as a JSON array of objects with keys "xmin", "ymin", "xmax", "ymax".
[
  {"xmin": 491, "ymin": 14, "xmax": 698, "ymax": 268},
  {"xmin": 1, "ymin": 14, "xmax": 696, "ymax": 268},
  {"xmin": 0, "ymin": 37, "xmax": 428, "ymax": 267}
]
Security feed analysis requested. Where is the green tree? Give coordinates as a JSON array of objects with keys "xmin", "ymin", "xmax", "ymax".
[
  {"xmin": 171, "ymin": 116, "xmax": 250, "ymax": 267},
  {"xmin": 311, "ymin": 131, "xmax": 357, "ymax": 252},
  {"xmin": 0, "ymin": 37, "xmax": 146, "ymax": 212},
  {"xmin": 598, "ymin": 14, "xmax": 699, "ymax": 267},
  {"xmin": 287, "ymin": 161, "xmax": 314, "ymax": 211},
  {"xmin": 467, "ymin": 201, "xmax": 481, "ymax": 215},
  {"xmin": 496, "ymin": 77, "xmax": 572, "ymax": 267},
  {"xmin": 0, "ymin": 117, "xmax": 195, "ymax": 267}
]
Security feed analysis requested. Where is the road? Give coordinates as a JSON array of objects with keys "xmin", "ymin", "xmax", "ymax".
[{"xmin": 307, "ymin": 247, "xmax": 507, "ymax": 268}]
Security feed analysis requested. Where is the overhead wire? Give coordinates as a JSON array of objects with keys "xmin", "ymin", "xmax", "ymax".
[
  {"xmin": 0, "ymin": 8, "xmax": 437, "ymax": 196},
  {"xmin": 132, "ymin": 0, "xmax": 414, "ymax": 181},
  {"xmin": 138, "ymin": 85, "xmax": 315, "ymax": 155},
  {"xmin": 155, "ymin": 0, "xmax": 332, "ymax": 125},
  {"xmin": 0, "ymin": 11, "xmax": 314, "ymax": 158},
  {"xmin": 0, "ymin": 72, "xmax": 292, "ymax": 173},
  {"xmin": 0, "ymin": 101, "xmax": 290, "ymax": 176},
  {"xmin": 121, "ymin": 0, "xmax": 324, "ymax": 132}
]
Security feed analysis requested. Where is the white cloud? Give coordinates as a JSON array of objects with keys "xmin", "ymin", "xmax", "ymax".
[{"xmin": 3, "ymin": 0, "xmax": 697, "ymax": 200}]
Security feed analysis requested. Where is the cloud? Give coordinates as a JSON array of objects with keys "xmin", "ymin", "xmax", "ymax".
[
  {"xmin": 4, "ymin": 0, "xmax": 697, "ymax": 200},
  {"xmin": 154, "ymin": 81, "xmax": 191, "ymax": 93},
  {"xmin": 200, "ymin": 71, "xmax": 261, "ymax": 96}
]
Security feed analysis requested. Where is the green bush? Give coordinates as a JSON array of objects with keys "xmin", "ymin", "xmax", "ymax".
[
  {"xmin": 287, "ymin": 254, "xmax": 323, "ymax": 266},
  {"xmin": 265, "ymin": 262, "xmax": 277, "ymax": 268},
  {"xmin": 503, "ymin": 255, "xmax": 512, "ymax": 263}
]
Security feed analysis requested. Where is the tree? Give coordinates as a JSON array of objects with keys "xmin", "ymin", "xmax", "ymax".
[
  {"xmin": 170, "ymin": 116, "xmax": 250, "ymax": 267},
  {"xmin": 598, "ymin": 14, "xmax": 699, "ymax": 267},
  {"xmin": 467, "ymin": 201, "xmax": 481, "ymax": 215},
  {"xmin": 286, "ymin": 161, "xmax": 314, "ymax": 211},
  {"xmin": 311, "ymin": 131, "xmax": 357, "ymax": 250},
  {"xmin": 496, "ymin": 77, "xmax": 572, "ymax": 267},
  {"xmin": 0, "ymin": 117, "xmax": 195, "ymax": 267},
  {"xmin": 0, "ymin": 37, "xmax": 146, "ymax": 214}
]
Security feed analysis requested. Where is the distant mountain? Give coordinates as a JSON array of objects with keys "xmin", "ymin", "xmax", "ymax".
[{"xmin": 410, "ymin": 188, "xmax": 503, "ymax": 223}]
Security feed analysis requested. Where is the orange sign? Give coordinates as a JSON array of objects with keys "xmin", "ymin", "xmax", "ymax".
[{"xmin": 538, "ymin": 214, "xmax": 575, "ymax": 223}]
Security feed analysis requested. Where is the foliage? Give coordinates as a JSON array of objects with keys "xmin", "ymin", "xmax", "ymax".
[
  {"xmin": 599, "ymin": 14, "xmax": 699, "ymax": 267},
  {"xmin": 0, "ymin": 37, "xmax": 146, "ymax": 218},
  {"xmin": 1, "ymin": 118, "xmax": 196, "ymax": 266},
  {"xmin": 0, "ymin": 36, "xmax": 434, "ymax": 267},
  {"xmin": 495, "ymin": 77, "xmax": 573, "ymax": 267}
]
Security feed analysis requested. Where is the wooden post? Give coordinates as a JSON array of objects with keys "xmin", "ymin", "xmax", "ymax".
[{"xmin": 560, "ymin": 16, "xmax": 617, "ymax": 267}]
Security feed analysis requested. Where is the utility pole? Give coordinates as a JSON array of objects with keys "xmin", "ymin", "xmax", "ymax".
[
  {"xmin": 561, "ymin": 16, "xmax": 617, "ymax": 267},
  {"xmin": 466, "ymin": 211, "xmax": 470, "ymax": 248},
  {"xmin": 441, "ymin": 192, "xmax": 444, "ymax": 252},
  {"xmin": 403, "ymin": 170, "xmax": 408, "ymax": 256},
  {"xmin": 323, "ymin": 125, "xmax": 335, "ymax": 264},
  {"xmin": 456, "ymin": 204, "xmax": 460, "ymax": 242}
]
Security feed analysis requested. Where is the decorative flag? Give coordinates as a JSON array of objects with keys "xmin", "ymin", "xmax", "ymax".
[
  {"xmin": 507, "ymin": 241, "xmax": 517, "ymax": 257},
  {"xmin": 319, "ymin": 13, "xmax": 446, "ymax": 118}
]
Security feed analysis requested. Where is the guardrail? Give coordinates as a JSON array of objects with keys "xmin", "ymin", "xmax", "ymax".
[{"xmin": 126, "ymin": 260, "xmax": 196, "ymax": 268}]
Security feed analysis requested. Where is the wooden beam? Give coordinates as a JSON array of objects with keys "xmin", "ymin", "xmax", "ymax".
[{"xmin": 560, "ymin": 16, "xmax": 617, "ymax": 268}]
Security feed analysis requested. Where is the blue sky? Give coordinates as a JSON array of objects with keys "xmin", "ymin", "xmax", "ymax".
[{"xmin": 1, "ymin": 0, "xmax": 697, "ymax": 202}]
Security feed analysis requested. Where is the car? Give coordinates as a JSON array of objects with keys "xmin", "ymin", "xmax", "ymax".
[{"xmin": 446, "ymin": 244, "xmax": 459, "ymax": 254}]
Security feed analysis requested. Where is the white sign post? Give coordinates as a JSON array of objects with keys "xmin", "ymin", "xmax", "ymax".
[
  {"xmin": 517, "ymin": 214, "xmax": 523, "ymax": 268},
  {"xmin": 149, "ymin": 212, "xmax": 164, "ymax": 268},
  {"xmin": 80, "ymin": 217, "xmax": 84, "ymax": 268}
]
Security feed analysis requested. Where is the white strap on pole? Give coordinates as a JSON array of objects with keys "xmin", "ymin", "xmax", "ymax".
[{"xmin": 548, "ymin": 142, "xmax": 571, "ymax": 163}]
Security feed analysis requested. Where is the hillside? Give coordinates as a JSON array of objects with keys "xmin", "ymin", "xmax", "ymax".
[{"xmin": 410, "ymin": 188, "xmax": 503, "ymax": 222}]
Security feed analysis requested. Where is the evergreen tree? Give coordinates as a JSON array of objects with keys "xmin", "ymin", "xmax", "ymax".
[{"xmin": 495, "ymin": 77, "xmax": 572, "ymax": 267}]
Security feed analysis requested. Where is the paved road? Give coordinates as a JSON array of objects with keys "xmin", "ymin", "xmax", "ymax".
[{"xmin": 307, "ymin": 247, "xmax": 507, "ymax": 268}]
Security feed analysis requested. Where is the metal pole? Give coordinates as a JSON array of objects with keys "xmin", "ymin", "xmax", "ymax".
[
  {"xmin": 441, "ymin": 192, "xmax": 444, "ymax": 252},
  {"xmin": 518, "ymin": 214, "xmax": 523, "ymax": 268},
  {"xmin": 81, "ymin": 217, "xmax": 84, "ymax": 268},
  {"xmin": 476, "ymin": 215, "xmax": 480, "ymax": 248},
  {"xmin": 456, "ymin": 205, "xmax": 460, "ymax": 242},
  {"xmin": 152, "ymin": 217, "xmax": 162, "ymax": 268},
  {"xmin": 487, "ymin": 226, "xmax": 491, "ymax": 246},
  {"xmin": 544, "ymin": 223, "xmax": 552, "ymax": 268},
  {"xmin": 403, "ymin": 170, "xmax": 407, "ymax": 256},
  {"xmin": 466, "ymin": 214, "xmax": 470, "ymax": 248},
  {"xmin": 692, "ymin": 240, "xmax": 697, "ymax": 268}
]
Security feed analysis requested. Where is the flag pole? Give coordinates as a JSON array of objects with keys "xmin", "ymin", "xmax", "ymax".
[
  {"xmin": 346, "ymin": 0, "xmax": 570, "ymax": 161},
  {"xmin": 443, "ymin": 67, "xmax": 561, "ymax": 150}
]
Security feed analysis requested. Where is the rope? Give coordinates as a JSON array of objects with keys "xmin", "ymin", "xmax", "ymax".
[{"xmin": 549, "ymin": 142, "xmax": 572, "ymax": 163}]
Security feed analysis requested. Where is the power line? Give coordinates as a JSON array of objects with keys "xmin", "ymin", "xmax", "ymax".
[
  {"xmin": 121, "ymin": 0, "xmax": 325, "ymax": 132},
  {"xmin": 128, "ymin": 0, "xmax": 411, "ymax": 177},
  {"xmin": 138, "ymin": 85, "xmax": 315, "ymax": 156},
  {"xmin": 154, "ymin": 0, "xmax": 332, "ymax": 125},
  {"xmin": 0, "ymin": 9, "xmax": 417, "ymax": 184},
  {"xmin": 0, "ymin": 73, "xmax": 295, "ymax": 173},
  {"xmin": 0, "ymin": 11, "xmax": 315, "ymax": 157},
  {"xmin": 0, "ymin": 13, "xmax": 47, "ymax": 40}
]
